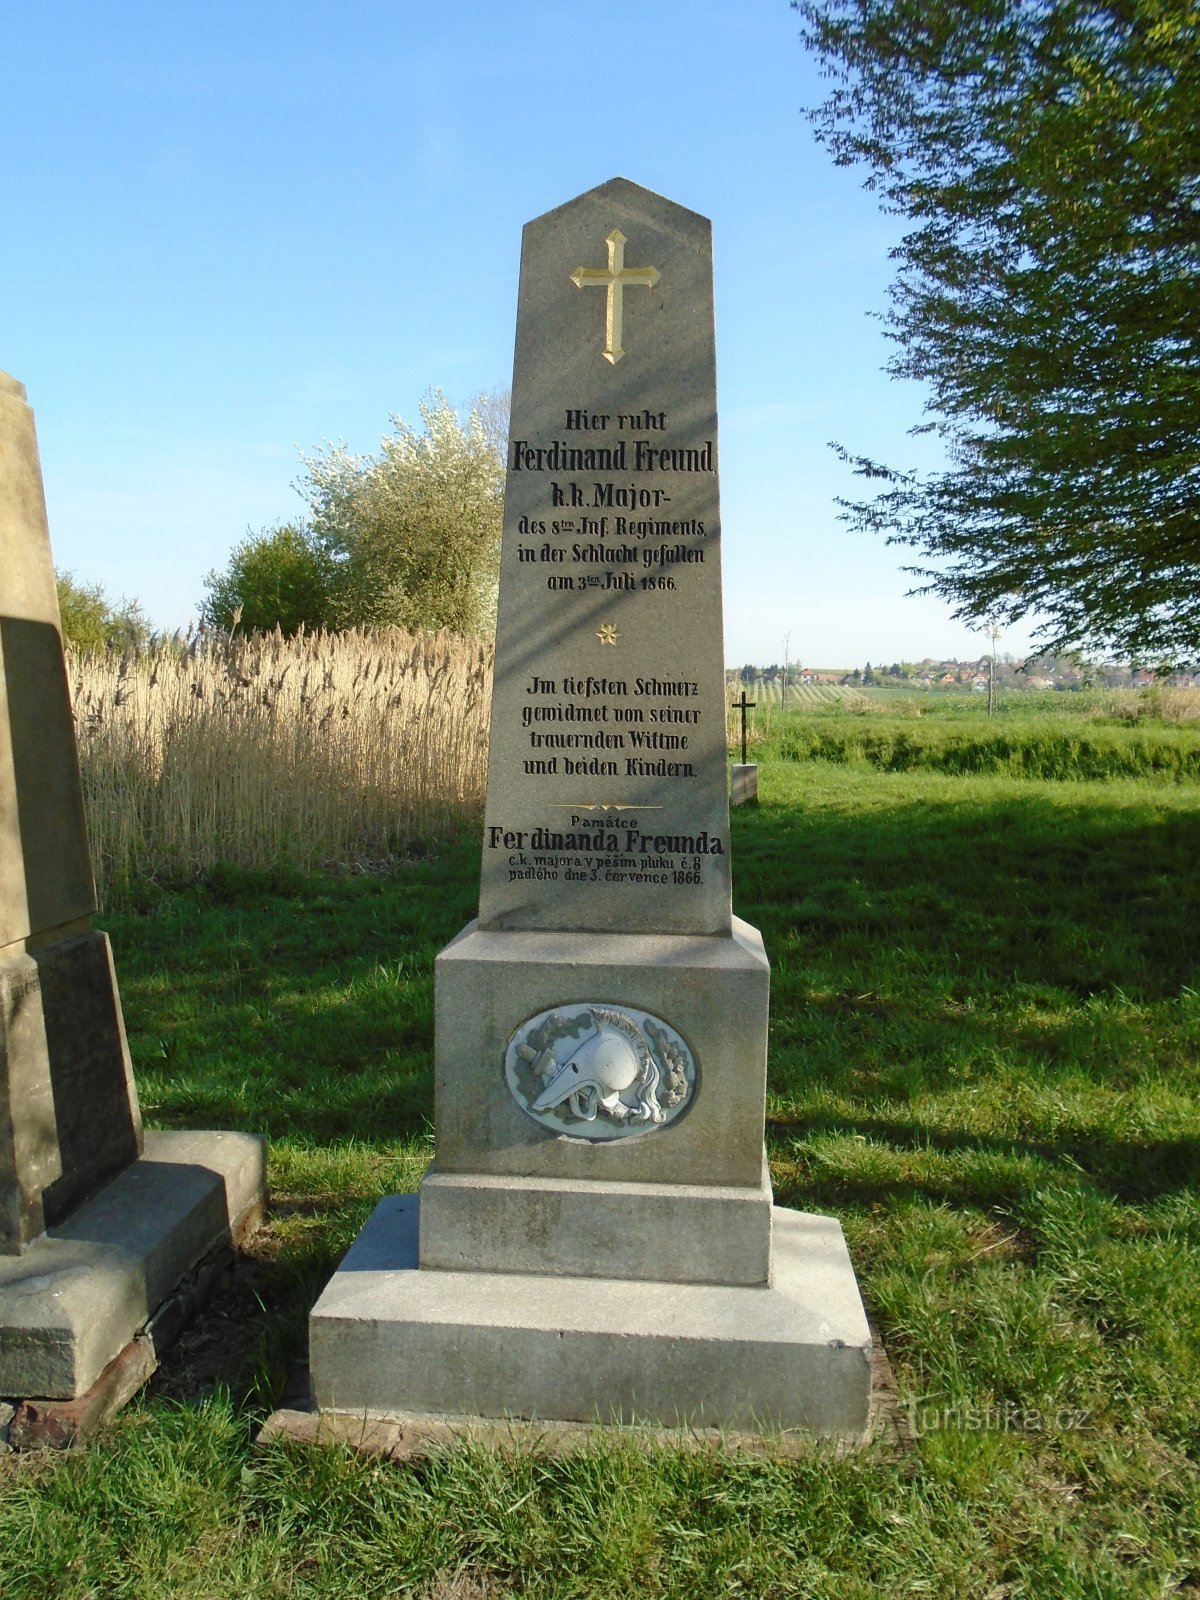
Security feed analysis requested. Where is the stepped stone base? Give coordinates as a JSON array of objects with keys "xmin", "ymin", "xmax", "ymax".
[
  {"xmin": 310, "ymin": 1193, "xmax": 873, "ymax": 1439},
  {"xmin": 419, "ymin": 1159, "xmax": 773, "ymax": 1286},
  {"xmin": 0, "ymin": 1128, "xmax": 265, "ymax": 1399}
]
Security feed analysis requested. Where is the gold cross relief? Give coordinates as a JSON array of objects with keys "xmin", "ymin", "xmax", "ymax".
[{"xmin": 570, "ymin": 230, "xmax": 660, "ymax": 364}]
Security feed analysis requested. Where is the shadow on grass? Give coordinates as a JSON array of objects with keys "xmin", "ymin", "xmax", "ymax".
[
  {"xmin": 766, "ymin": 1112, "xmax": 1200, "ymax": 1210},
  {"xmin": 736, "ymin": 781, "xmax": 1200, "ymax": 999},
  {"xmin": 106, "ymin": 843, "xmax": 479, "ymax": 1146},
  {"xmin": 742, "ymin": 775, "xmax": 1200, "ymax": 1211}
]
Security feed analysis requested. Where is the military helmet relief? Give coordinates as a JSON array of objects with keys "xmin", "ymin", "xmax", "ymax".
[{"xmin": 505, "ymin": 1003, "xmax": 697, "ymax": 1140}]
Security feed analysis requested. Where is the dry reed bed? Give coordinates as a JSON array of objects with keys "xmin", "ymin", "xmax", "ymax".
[
  {"xmin": 1088, "ymin": 685, "xmax": 1200, "ymax": 721},
  {"xmin": 67, "ymin": 628, "xmax": 492, "ymax": 899}
]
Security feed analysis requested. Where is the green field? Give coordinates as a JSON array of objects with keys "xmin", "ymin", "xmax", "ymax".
[
  {"xmin": 729, "ymin": 680, "xmax": 845, "ymax": 708},
  {"xmin": 731, "ymin": 686, "xmax": 1200, "ymax": 782},
  {"xmin": 3, "ymin": 746, "xmax": 1199, "ymax": 1597}
]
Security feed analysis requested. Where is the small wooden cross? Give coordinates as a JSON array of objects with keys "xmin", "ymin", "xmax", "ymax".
[
  {"xmin": 571, "ymin": 230, "xmax": 660, "ymax": 364},
  {"xmin": 732, "ymin": 691, "xmax": 756, "ymax": 765}
]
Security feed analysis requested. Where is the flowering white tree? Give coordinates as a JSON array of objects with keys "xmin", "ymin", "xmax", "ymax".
[{"xmin": 299, "ymin": 390, "xmax": 505, "ymax": 636}]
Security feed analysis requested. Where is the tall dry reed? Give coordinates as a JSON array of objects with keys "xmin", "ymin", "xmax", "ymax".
[
  {"xmin": 1084, "ymin": 685, "xmax": 1200, "ymax": 722},
  {"xmin": 67, "ymin": 627, "xmax": 492, "ymax": 900}
]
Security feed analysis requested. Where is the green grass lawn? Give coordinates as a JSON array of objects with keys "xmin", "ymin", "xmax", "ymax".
[{"xmin": 3, "ymin": 762, "xmax": 1198, "ymax": 1598}]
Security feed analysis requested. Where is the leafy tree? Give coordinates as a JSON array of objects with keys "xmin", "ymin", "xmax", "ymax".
[
  {"xmin": 202, "ymin": 522, "xmax": 339, "ymax": 636},
  {"xmin": 795, "ymin": 0, "xmax": 1200, "ymax": 663},
  {"xmin": 56, "ymin": 571, "xmax": 151, "ymax": 652},
  {"xmin": 297, "ymin": 390, "xmax": 504, "ymax": 636}
]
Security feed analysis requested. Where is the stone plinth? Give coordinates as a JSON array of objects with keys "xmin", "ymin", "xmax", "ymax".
[
  {"xmin": 418, "ymin": 1163, "xmax": 773, "ymax": 1287},
  {"xmin": 311, "ymin": 1196, "xmax": 872, "ymax": 1438}
]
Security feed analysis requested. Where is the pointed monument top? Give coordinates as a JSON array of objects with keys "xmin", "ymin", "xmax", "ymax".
[{"xmin": 528, "ymin": 177, "xmax": 711, "ymax": 235}]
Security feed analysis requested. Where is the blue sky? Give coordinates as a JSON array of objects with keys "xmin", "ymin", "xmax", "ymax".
[{"xmin": 4, "ymin": 2, "xmax": 1040, "ymax": 668}]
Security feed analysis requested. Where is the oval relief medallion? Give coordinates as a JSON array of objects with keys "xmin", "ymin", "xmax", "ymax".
[{"xmin": 505, "ymin": 1002, "xmax": 698, "ymax": 1141}]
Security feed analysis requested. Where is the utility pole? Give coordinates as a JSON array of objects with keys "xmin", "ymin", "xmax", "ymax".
[{"xmin": 782, "ymin": 631, "xmax": 791, "ymax": 711}]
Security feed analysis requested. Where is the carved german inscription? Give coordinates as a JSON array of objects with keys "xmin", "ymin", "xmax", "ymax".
[{"xmin": 478, "ymin": 179, "xmax": 732, "ymax": 938}]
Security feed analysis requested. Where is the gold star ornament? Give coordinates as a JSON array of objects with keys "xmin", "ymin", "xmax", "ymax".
[{"xmin": 596, "ymin": 622, "xmax": 619, "ymax": 646}]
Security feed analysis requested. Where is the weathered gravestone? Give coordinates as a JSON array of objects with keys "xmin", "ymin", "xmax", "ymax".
[
  {"xmin": 309, "ymin": 180, "xmax": 872, "ymax": 1438},
  {"xmin": 0, "ymin": 371, "xmax": 264, "ymax": 1442}
]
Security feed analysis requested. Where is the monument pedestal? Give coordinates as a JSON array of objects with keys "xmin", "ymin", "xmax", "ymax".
[
  {"xmin": 418, "ymin": 1163, "xmax": 774, "ymax": 1286},
  {"xmin": 309, "ymin": 918, "xmax": 873, "ymax": 1440},
  {"xmin": 432, "ymin": 920, "xmax": 771, "ymax": 1193},
  {"xmin": 0, "ymin": 921, "xmax": 267, "ymax": 1429}
]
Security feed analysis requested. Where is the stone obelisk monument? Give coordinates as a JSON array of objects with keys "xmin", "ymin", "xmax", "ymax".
[
  {"xmin": 0, "ymin": 371, "xmax": 264, "ymax": 1443},
  {"xmin": 309, "ymin": 180, "xmax": 872, "ymax": 1439}
]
